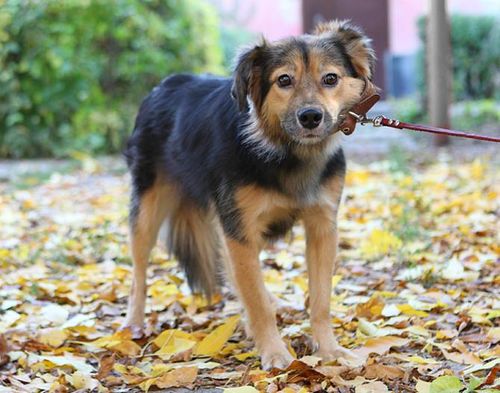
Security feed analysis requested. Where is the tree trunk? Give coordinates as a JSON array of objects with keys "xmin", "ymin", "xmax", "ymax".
[{"xmin": 427, "ymin": 0, "xmax": 451, "ymax": 146}]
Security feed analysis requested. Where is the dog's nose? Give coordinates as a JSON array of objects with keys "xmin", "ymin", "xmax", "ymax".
[{"xmin": 297, "ymin": 108, "xmax": 323, "ymax": 129}]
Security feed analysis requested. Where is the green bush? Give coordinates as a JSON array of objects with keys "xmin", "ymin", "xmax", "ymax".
[
  {"xmin": 391, "ymin": 98, "xmax": 499, "ymax": 133},
  {"xmin": 0, "ymin": 0, "xmax": 223, "ymax": 158},
  {"xmin": 417, "ymin": 14, "xmax": 500, "ymax": 101}
]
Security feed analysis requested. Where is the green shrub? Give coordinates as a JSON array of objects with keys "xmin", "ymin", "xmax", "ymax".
[
  {"xmin": 417, "ymin": 14, "xmax": 500, "ymax": 101},
  {"xmin": 0, "ymin": 0, "xmax": 223, "ymax": 158},
  {"xmin": 391, "ymin": 98, "xmax": 499, "ymax": 133}
]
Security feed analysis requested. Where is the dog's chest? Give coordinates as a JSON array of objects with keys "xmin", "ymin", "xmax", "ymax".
[{"xmin": 276, "ymin": 157, "xmax": 326, "ymax": 204}]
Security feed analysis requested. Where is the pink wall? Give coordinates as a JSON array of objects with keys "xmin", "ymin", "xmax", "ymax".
[
  {"xmin": 213, "ymin": 0, "xmax": 302, "ymax": 41},
  {"xmin": 389, "ymin": 0, "xmax": 500, "ymax": 55},
  {"xmin": 214, "ymin": 0, "xmax": 498, "ymax": 53}
]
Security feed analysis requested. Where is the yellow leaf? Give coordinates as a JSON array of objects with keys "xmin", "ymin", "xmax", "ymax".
[
  {"xmin": 470, "ymin": 158, "xmax": 484, "ymax": 180},
  {"xmin": 435, "ymin": 329, "xmax": 457, "ymax": 340},
  {"xmin": 194, "ymin": 315, "xmax": 240, "ymax": 356},
  {"xmin": 153, "ymin": 329, "xmax": 194, "ymax": 347},
  {"xmin": 89, "ymin": 330, "xmax": 141, "ymax": 356},
  {"xmin": 332, "ymin": 275, "xmax": 342, "ymax": 289},
  {"xmin": 397, "ymin": 304, "xmax": 429, "ymax": 317},
  {"xmin": 396, "ymin": 355, "xmax": 439, "ymax": 364},
  {"xmin": 361, "ymin": 229, "xmax": 402, "ymax": 259},
  {"xmin": 234, "ymin": 351, "xmax": 257, "ymax": 361},
  {"xmin": 153, "ymin": 329, "xmax": 197, "ymax": 359},
  {"xmin": 67, "ymin": 371, "xmax": 99, "ymax": 391},
  {"xmin": 355, "ymin": 295, "xmax": 385, "ymax": 320},
  {"xmin": 38, "ymin": 328, "xmax": 68, "ymax": 348}
]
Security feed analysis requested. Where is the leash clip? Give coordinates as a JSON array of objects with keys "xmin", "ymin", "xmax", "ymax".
[{"xmin": 348, "ymin": 111, "xmax": 385, "ymax": 127}]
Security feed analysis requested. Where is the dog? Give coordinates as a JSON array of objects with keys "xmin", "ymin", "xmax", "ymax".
[{"xmin": 123, "ymin": 20, "xmax": 376, "ymax": 370}]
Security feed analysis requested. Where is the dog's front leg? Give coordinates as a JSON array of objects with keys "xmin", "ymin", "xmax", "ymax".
[
  {"xmin": 225, "ymin": 237, "xmax": 293, "ymax": 370},
  {"xmin": 304, "ymin": 206, "xmax": 352, "ymax": 361}
]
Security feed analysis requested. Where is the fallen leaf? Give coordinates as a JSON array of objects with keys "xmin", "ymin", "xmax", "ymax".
[
  {"xmin": 356, "ymin": 295, "xmax": 385, "ymax": 320},
  {"xmin": 38, "ymin": 328, "xmax": 68, "ymax": 348},
  {"xmin": 29, "ymin": 353, "xmax": 94, "ymax": 374},
  {"xmin": 364, "ymin": 363, "xmax": 405, "ymax": 380},
  {"xmin": 352, "ymin": 336, "xmax": 410, "ymax": 363},
  {"xmin": 194, "ymin": 315, "xmax": 240, "ymax": 356},
  {"xmin": 415, "ymin": 379, "xmax": 431, "ymax": 393},
  {"xmin": 67, "ymin": 371, "xmax": 99, "ymax": 391},
  {"xmin": 355, "ymin": 381, "xmax": 390, "ymax": 393},
  {"xmin": 41, "ymin": 304, "xmax": 69, "ymax": 325},
  {"xmin": 88, "ymin": 329, "xmax": 141, "ymax": 356},
  {"xmin": 0, "ymin": 334, "xmax": 9, "ymax": 367},
  {"xmin": 152, "ymin": 366, "xmax": 197, "ymax": 389},
  {"xmin": 153, "ymin": 329, "xmax": 197, "ymax": 359},
  {"xmin": 442, "ymin": 349, "xmax": 481, "ymax": 365},
  {"xmin": 96, "ymin": 353, "xmax": 115, "ymax": 380},
  {"xmin": 361, "ymin": 229, "xmax": 403, "ymax": 259},
  {"xmin": 429, "ymin": 375, "xmax": 463, "ymax": 393}
]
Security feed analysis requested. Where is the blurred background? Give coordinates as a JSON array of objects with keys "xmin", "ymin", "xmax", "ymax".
[{"xmin": 0, "ymin": 0, "xmax": 498, "ymax": 161}]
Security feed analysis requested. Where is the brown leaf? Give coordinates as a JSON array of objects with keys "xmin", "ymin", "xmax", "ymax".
[
  {"xmin": 478, "ymin": 366, "xmax": 499, "ymax": 388},
  {"xmin": 355, "ymin": 295, "xmax": 385, "ymax": 320},
  {"xmin": 0, "ymin": 334, "xmax": 9, "ymax": 367},
  {"xmin": 363, "ymin": 363, "xmax": 405, "ymax": 380},
  {"xmin": 154, "ymin": 366, "xmax": 198, "ymax": 388},
  {"xmin": 282, "ymin": 360, "xmax": 327, "ymax": 384},
  {"xmin": 352, "ymin": 336, "xmax": 410, "ymax": 362},
  {"xmin": 441, "ymin": 349, "xmax": 481, "ymax": 365},
  {"xmin": 96, "ymin": 353, "xmax": 115, "ymax": 380}
]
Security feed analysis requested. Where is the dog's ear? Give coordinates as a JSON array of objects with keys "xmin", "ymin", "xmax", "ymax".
[
  {"xmin": 315, "ymin": 19, "xmax": 376, "ymax": 80},
  {"xmin": 231, "ymin": 41, "xmax": 267, "ymax": 111}
]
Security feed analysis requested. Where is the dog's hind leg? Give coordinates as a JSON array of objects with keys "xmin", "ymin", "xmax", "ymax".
[{"xmin": 123, "ymin": 180, "xmax": 174, "ymax": 333}]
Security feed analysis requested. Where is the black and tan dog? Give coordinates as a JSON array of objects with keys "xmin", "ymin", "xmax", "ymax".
[{"xmin": 123, "ymin": 20, "xmax": 376, "ymax": 369}]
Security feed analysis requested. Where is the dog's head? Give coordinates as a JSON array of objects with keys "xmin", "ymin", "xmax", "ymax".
[{"xmin": 232, "ymin": 20, "xmax": 375, "ymax": 146}]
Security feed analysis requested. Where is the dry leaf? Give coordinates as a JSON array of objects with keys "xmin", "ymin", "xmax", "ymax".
[
  {"xmin": 153, "ymin": 329, "xmax": 197, "ymax": 359},
  {"xmin": 355, "ymin": 381, "xmax": 390, "ymax": 393},
  {"xmin": 0, "ymin": 334, "xmax": 9, "ymax": 367},
  {"xmin": 96, "ymin": 353, "xmax": 115, "ymax": 380},
  {"xmin": 364, "ymin": 363, "xmax": 405, "ymax": 380},
  {"xmin": 88, "ymin": 329, "xmax": 141, "ymax": 356},
  {"xmin": 352, "ymin": 336, "xmax": 410, "ymax": 362},
  {"xmin": 194, "ymin": 315, "xmax": 240, "ymax": 356}
]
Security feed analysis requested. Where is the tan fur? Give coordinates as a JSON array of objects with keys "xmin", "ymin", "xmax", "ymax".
[
  {"xmin": 125, "ymin": 180, "xmax": 176, "ymax": 327},
  {"xmin": 261, "ymin": 48, "xmax": 365, "ymax": 154},
  {"xmin": 230, "ymin": 176, "xmax": 347, "ymax": 366},
  {"xmin": 314, "ymin": 19, "xmax": 375, "ymax": 79},
  {"xmin": 234, "ymin": 185, "xmax": 296, "ymax": 244},
  {"xmin": 225, "ymin": 237, "xmax": 293, "ymax": 368}
]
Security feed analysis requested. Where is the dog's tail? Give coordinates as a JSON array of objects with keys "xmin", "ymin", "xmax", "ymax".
[{"xmin": 164, "ymin": 203, "xmax": 221, "ymax": 299}]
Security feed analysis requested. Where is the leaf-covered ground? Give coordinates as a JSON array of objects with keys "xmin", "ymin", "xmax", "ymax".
[{"xmin": 0, "ymin": 155, "xmax": 498, "ymax": 393}]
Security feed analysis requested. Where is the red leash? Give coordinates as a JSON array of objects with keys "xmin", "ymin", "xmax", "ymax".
[{"xmin": 348, "ymin": 112, "xmax": 500, "ymax": 143}]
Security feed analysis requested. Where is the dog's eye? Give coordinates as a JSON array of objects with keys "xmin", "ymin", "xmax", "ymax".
[
  {"xmin": 277, "ymin": 74, "xmax": 292, "ymax": 88},
  {"xmin": 322, "ymin": 73, "xmax": 338, "ymax": 87}
]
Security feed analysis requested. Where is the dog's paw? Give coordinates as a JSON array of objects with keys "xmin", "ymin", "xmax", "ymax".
[
  {"xmin": 314, "ymin": 344, "xmax": 360, "ymax": 365},
  {"xmin": 261, "ymin": 348, "xmax": 294, "ymax": 370},
  {"xmin": 119, "ymin": 322, "xmax": 144, "ymax": 339}
]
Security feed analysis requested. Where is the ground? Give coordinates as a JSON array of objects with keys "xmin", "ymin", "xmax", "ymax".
[{"xmin": 0, "ymin": 137, "xmax": 499, "ymax": 392}]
